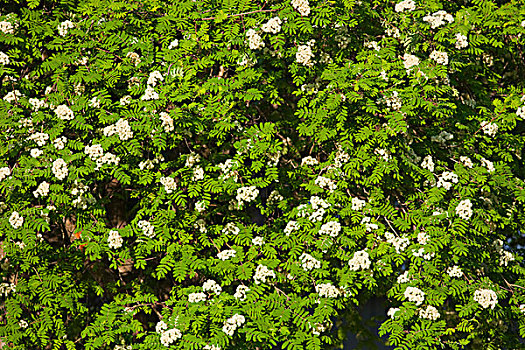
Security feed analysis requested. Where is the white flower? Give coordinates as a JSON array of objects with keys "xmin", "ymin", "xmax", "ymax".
[
  {"xmin": 254, "ymin": 264, "xmax": 275, "ymax": 284},
  {"xmin": 403, "ymin": 53, "xmax": 420, "ymax": 70},
  {"xmin": 160, "ymin": 328, "xmax": 182, "ymax": 346},
  {"xmin": 188, "ymin": 292, "xmax": 207, "ymax": 303},
  {"xmin": 387, "ymin": 307, "xmax": 400, "ymax": 319},
  {"xmin": 0, "ymin": 21, "xmax": 15, "ymax": 35},
  {"xmin": 168, "ymin": 39, "xmax": 179, "ymax": 49},
  {"xmin": 446, "ymin": 265, "xmax": 463, "ymax": 278},
  {"xmin": 0, "ymin": 167, "xmax": 11, "ymax": 181},
  {"xmin": 246, "ymin": 29, "xmax": 265, "ymax": 50},
  {"xmin": 404, "ymin": 286, "xmax": 425, "ymax": 305},
  {"xmin": 30, "ymin": 148, "xmax": 43, "ymax": 158},
  {"xmin": 54, "ymin": 105, "xmax": 74, "ymax": 120},
  {"xmin": 385, "ymin": 232, "xmax": 410, "ymax": 253},
  {"xmin": 315, "ymin": 176, "xmax": 337, "ymax": 192},
  {"xmin": 481, "ymin": 158, "xmax": 495, "ymax": 173},
  {"xmin": 300, "ymin": 253, "xmax": 321, "ymax": 271},
  {"xmin": 126, "ymin": 52, "xmax": 141, "ymax": 66},
  {"xmin": 89, "ymin": 97, "xmax": 100, "ymax": 108},
  {"xmin": 252, "ymin": 236, "xmax": 265, "ymax": 246},
  {"xmin": 58, "ymin": 20, "xmax": 75, "ymax": 36},
  {"xmin": 236, "ymin": 185, "xmax": 259, "ymax": 205},
  {"xmin": 397, "ymin": 271, "xmax": 410, "ymax": 284},
  {"xmin": 147, "ymin": 70, "xmax": 164, "ymax": 86},
  {"xmin": 160, "ymin": 176, "xmax": 177, "ymax": 194},
  {"xmin": 419, "ymin": 305, "xmax": 440, "ymax": 320},
  {"xmin": 108, "ymin": 230, "xmax": 123, "ymax": 249},
  {"xmin": 421, "ymin": 155, "xmax": 434, "ymax": 172},
  {"xmin": 156, "ymin": 320, "xmax": 168, "ymax": 334},
  {"xmin": 436, "ymin": 171, "xmax": 459, "ymax": 190},
  {"xmin": 516, "ymin": 106, "xmax": 525, "ymax": 120},
  {"xmin": 18, "ymin": 320, "xmax": 28, "ymax": 328},
  {"xmin": 120, "ymin": 95, "xmax": 132, "ymax": 105},
  {"xmin": 222, "ymin": 314, "xmax": 245, "ymax": 336},
  {"xmin": 423, "ymin": 10, "xmax": 454, "ymax": 29},
  {"xmin": 480, "ymin": 121, "xmax": 498, "ymax": 137},
  {"xmin": 203, "ymin": 279, "xmax": 222, "ymax": 295},
  {"xmin": 261, "ymin": 17, "xmax": 282, "ymax": 34},
  {"xmin": 455, "ymin": 33, "xmax": 468, "ymax": 49},
  {"xmin": 52, "ymin": 158, "xmax": 68, "ymax": 180},
  {"xmin": 318, "ymin": 221, "xmax": 341, "ymax": 237},
  {"xmin": 296, "ymin": 42, "xmax": 315, "ymax": 66},
  {"xmin": 159, "ymin": 112, "xmax": 174, "ymax": 132},
  {"xmin": 217, "ymin": 249, "xmax": 236, "ymax": 261},
  {"xmin": 0, "ymin": 51, "xmax": 10, "ymax": 65},
  {"xmin": 9, "ymin": 211, "xmax": 24, "ymax": 229},
  {"xmin": 417, "ymin": 231, "xmax": 429, "ymax": 245},
  {"xmin": 234, "ymin": 285, "xmax": 250, "ymax": 301},
  {"xmin": 137, "ymin": 220, "xmax": 155, "ymax": 238},
  {"xmin": 4, "ymin": 90, "xmax": 22, "ymax": 103},
  {"xmin": 316, "ymin": 283, "xmax": 341, "ymax": 298},
  {"xmin": 429, "ymin": 50, "xmax": 449, "ymax": 65},
  {"xmin": 394, "ymin": 0, "xmax": 415, "ymax": 12},
  {"xmin": 460, "ymin": 156, "xmax": 473, "ymax": 168},
  {"xmin": 351, "ymin": 197, "xmax": 366, "ymax": 211},
  {"xmin": 33, "ymin": 181, "xmax": 50, "ymax": 198},
  {"xmin": 291, "ymin": 0, "xmax": 311, "ymax": 16},
  {"xmin": 141, "ymin": 85, "xmax": 159, "ymax": 100},
  {"xmin": 474, "ymin": 288, "xmax": 498, "ymax": 309},
  {"xmin": 284, "ymin": 220, "xmax": 300, "ymax": 236},
  {"xmin": 27, "ymin": 132, "xmax": 49, "ymax": 146},
  {"xmin": 223, "ymin": 222, "xmax": 240, "ymax": 235},
  {"xmin": 348, "ymin": 250, "xmax": 371, "ymax": 271},
  {"xmin": 456, "ymin": 199, "xmax": 473, "ymax": 220},
  {"xmin": 192, "ymin": 166, "xmax": 204, "ymax": 181}
]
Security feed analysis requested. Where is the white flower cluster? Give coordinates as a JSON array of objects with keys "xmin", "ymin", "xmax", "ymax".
[
  {"xmin": 203, "ymin": 279, "xmax": 222, "ymax": 295},
  {"xmin": 296, "ymin": 40, "xmax": 315, "ymax": 67},
  {"xmin": 375, "ymin": 148, "xmax": 392, "ymax": 161},
  {"xmin": 404, "ymin": 286, "xmax": 425, "ymax": 305},
  {"xmin": 217, "ymin": 249, "xmax": 236, "ymax": 261},
  {"xmin": 291, "ymin": 0, "xmax": 311, "ymax": 16},
  {"xmin": 423, "ymin": 10, "xmax": 454, "ymax": 29},
  {"xmin": 431, "ymin": 130, "xmax": 454, "ymax": 143},
  {"xmin": 52, "ymin": 158, "xmax": 68, "ymax": 180},
  {"xmin": 4, "ymin": 90, "xmax": 22, "ymax": 103},
  {"xmin": 417, "ymin": 231, "xmax": 429, "ymax": 245},
  {"xmin": 481, "ymin": 158, "xmax": 495, "ymax": 173},
  {"xmin": 89, "ymin": 97, "xmax": 100, "ymax": 108},
  {"xmin": 28, "ymin": 132, "xmax": 49, "ymax": 146},
  {"xmin": 429, "ymin": 50, "xmax": 449, "ymax": 65},
  {"xmin": 160, "ymin": 328, "xmax": 182, "ymax": 347},
  {"xmin": 18, "ymin": 320, "xmax": 28, "ymax": 328},
  {"xmin": 436, "ymin": 171, "xmax": 458, "ymax": 190},
  {"xmin": 394, "ymin": 0, "xmax": 415, "ymax": 12},
  {"xmin": 54, "ymin": 105, "xmax": 74, "ymax": 120},
  {"xmin": 9, "ymin": 211, "xmax": 24, "ymax": 229},
  {"xmin": 246, "ymin": 29, "xmax": 265, "ymax": 50},
  {"xmin": 203, "ymin": 345, "xmax": 220, "ymax": 350},
  {"xmin": 160, "ymin": 176, "xmax": 177, "ymax": 194},
  {"xmin": 455, "ymin": 199, "xmax": 473, "ymax": 220},
  {"xmin": 334, "ymin": 149, "xmax": 350, "ymax": 167},
  {"xmin": 252, "ymin": 236, "xmax": 265, "ymax": 246},
  {"xmin": 29, "ymin": 98, "xmax": 48, "ymax": 111},
  {"xmin": 351, "ymin": 197, "xmax": 366, "ymax": 211},
  {"xmin": 254, "ymin": 264, "xmax": 275, "ymax": 284},
  {"xmin": 139, "ymin": 156, "xmax": 164, "ymax": 170},
  {"xmin": 192, "ymin": 166, "xmax": 204, "ymax": 181},
  {"xmin": 403, "ymin": 53, "xmax": 420, "ymax": 70},
  {"xmin": 494, "ymin": 239, "xmax": 514, "ymax": 267},
  {"xmin": 195, "ymin": 200, "xmax": 206, "ymax": 213},
  {"xmin": 300, "ymin": 253, "xmax": 321, "ymax": 271},
  {"xmin": 218, "ymin": 159, "xmax": 239, "ymax": 181},
  {"xmin": 104, "ymin": 118, "xmax": 133, "ymax": 140},
  {"xmin": 397, "ymin": 271, "xmax": 410, "ymax": 284},
  {"xmin": 387, "ymin": 307, "xmax": 400, "ymax": 319},
  {"xmin": 315, "ymin": 176, "xmax": 337, "ymax": 192},
  {"xmin": 141, "ymin": 85, "xmax": 159, "ymax": 101},
  {"xmin": 71, "ymin": 180, "xmax": 96, "ymax": 209},
  {"xmin": 284, "ymin": 220, "xmax": 300, "ymax": 236},
  {"xmin": 474, "ymin": 288, "xmax": 498, "ymax": 309},
  {"xmin": 222, "ymin": 314, "xmax": 245, "ymax": 336},
  {"xmin": 261, "ymin": 17, "xmax": 282, "ymax": 34},
  {"xmin": 517, "ymin": 104, "xmax": 525, "ymax": 120},
  {"xmin": 159, "ymin": 112, "xmax": 174, "ymax": 132},
  {"xmin": 348, "ymin": 250, "xmax": 371, "ymax": 271},
  {"xmin": 455, "ymin": 33, "xmax": 468, "ymax": 49},
  {"xmin": 188, "ymin": 292, "xmax": 207, "ymax": 303},
  {"xmin": 412, "ymin": 247, "xmax": 435, "ymax": 260},
  {"xmin": 234, "ymin": 285, "xmax": 250, "ymax": 301},
  {"xmin": 223, "ymin": 222, "xmax": 240, "ymax": 235},
  {"xmin": 108, "ymin": 230, "xmax": 123, "ymax": 249},
  {"xmin": 85, "ymin": 144, "xmax": 120, "ymax": 170},
  {"xmin": 361, "ymin": 217, "xmax": 379, "ymax": 231},
  {"xmin": 58, "ymin": 20, "xmax": 75, "ymax": 36},
  {"xmin": 147, "ymin": 71, "xmax": 163, "ymax": 86},
  {"xmin": 316, "ymin": 283, "xmax": 341, "ymax": 298},
  {"xmin": 0, "ymin": 282, "xmax": 16, "ymax": 297},
  {"xmin": 421, "ymin": 155, "xmax": 434, "ymax": 171},
  {"xmin": 0, "ymin": 167, "xmax": 10, "ymax": 181},
  {"xmin": 311, "ymin": 322, "xmax": 330, "ymax": 336},
  {"xmin": 33, "ymin": 181, "xmax": 50, "ymax": 198},
  {"xmin": 385, "ymin": 232, "xmax": 410, "ymax": 253},
  {"xmin": 30, "ymin": 148, "xmax": 43, "ymax": 158},
  {"xmin": 54, "ymin": 137, "xmax": 67, "ymax": 150},
  {"xmin": 126, "ymin": 52, "xmax": 141, "ymax": 66},
  {"xmin": 138, "ymin": 220, "xmax": 155, "ymax": 238},
  {"xmin": 419, "ymin": 305, "xmax": 440, "ymax": 320},
  {"xmin": 318, "ymin": 221, "xmax": 341, "ymax": 237},
  {"xmin": 236, "ymin": 185, "xmax": 259, "ymax": 206},
  {"xmin": 447, "ymin": 265, "xmax": 463, "ymax": 278},
  {"xmin": 120, "ymin": 95, "xmax": 132, "ymax": 105},
  {"xmin": 0, "ymin": 51, "xmax": 9, "ymax": 65},
  {"xmin": 0, "ymin": 19, "xmax": 16, "ymax": 35},
  {"xmin": 480, "ymin": 121, "xmax": 498, "ymax": 137},
  {"xmin": 459, "ymin": 156, "xmax": 473, "ymax": 168},
  {"xmin": 267, "ymin": 190, "xmax": 283, "ymax": 206}
]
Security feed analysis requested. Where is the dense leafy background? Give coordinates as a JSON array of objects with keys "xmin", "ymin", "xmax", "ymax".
[{"xmin": 1, "ymin": 0, "xmax": 525, "ymax": 349}]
